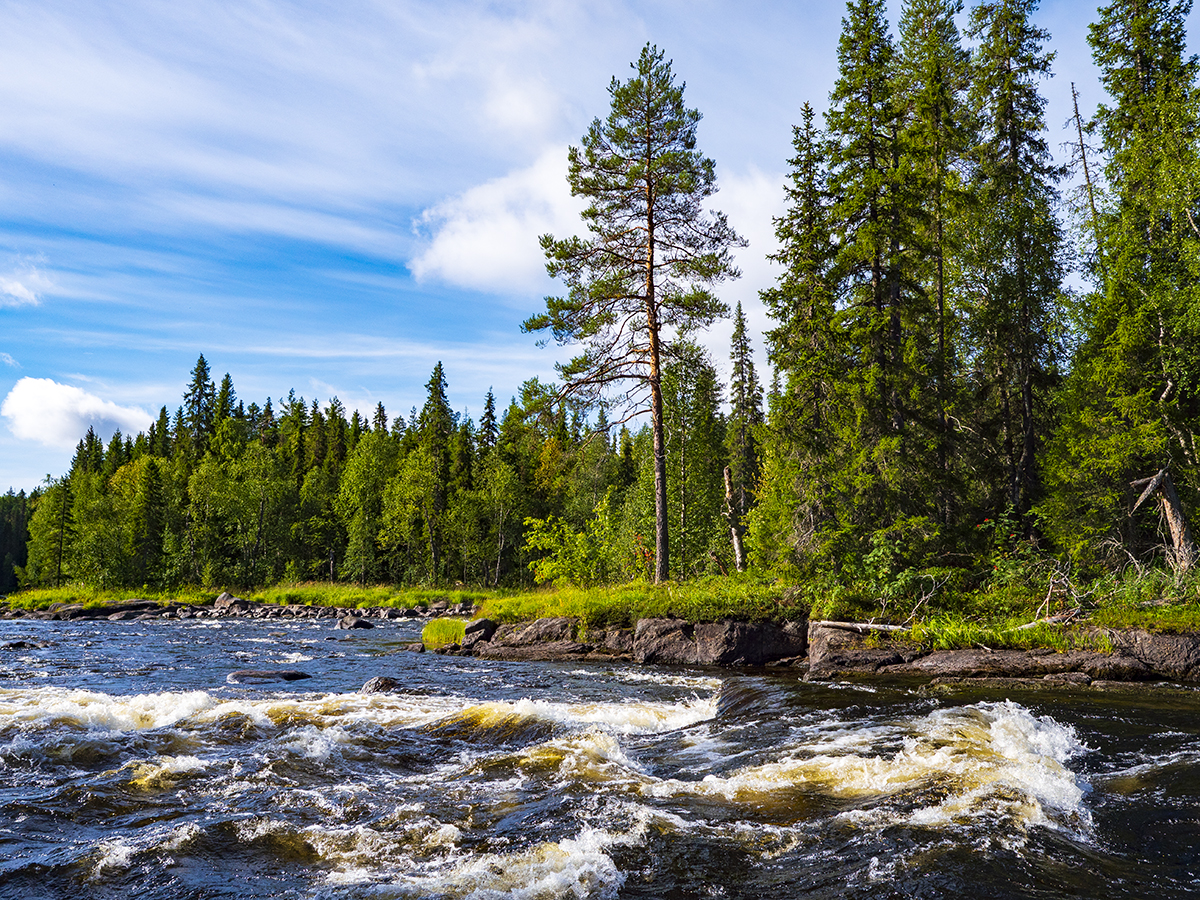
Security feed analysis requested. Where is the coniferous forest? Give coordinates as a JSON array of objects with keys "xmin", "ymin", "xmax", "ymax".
[{"xmin": 6, "ymin": 0, "xmax": 1200, "ymax": 606}]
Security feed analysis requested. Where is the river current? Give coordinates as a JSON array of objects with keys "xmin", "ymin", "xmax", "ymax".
[{"xmin": 1, "ymin": 616, "xmax": 1199, "ymax": 899}]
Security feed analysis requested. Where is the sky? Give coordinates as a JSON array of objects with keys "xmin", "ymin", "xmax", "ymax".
[{"xmin": 1, "ymin": 0, "xmax": 1196, "ymax": 493}]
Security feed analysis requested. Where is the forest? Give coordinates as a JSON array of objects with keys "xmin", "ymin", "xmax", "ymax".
[{"xmin": 5, "ymin": 0, "xmax": 1200, "ymax": 612}]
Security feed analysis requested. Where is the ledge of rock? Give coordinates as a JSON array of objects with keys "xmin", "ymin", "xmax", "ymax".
[
  {"xmin": 633, "ymin": 618, "xmax": 807, "ymax": 666},
  {"xmin": 880, "ymin": 648, "xmax": 1152, "ymax": 681},
  {"xmin": 1107, "ymin": 629, "xmax": 1200, "ymax": 681},
  {"xmin": 806, "ymin": 620, "xmax": 1183, "ymax": 682}
]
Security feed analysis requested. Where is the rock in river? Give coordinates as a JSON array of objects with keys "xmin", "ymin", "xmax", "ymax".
[
  {"xmin": 226, "ymin": 669, "xmax": 312, "ymax": 684},
  {"xmin": 361, "ymin": 676, "xmax": 403, "ymax": 693}
]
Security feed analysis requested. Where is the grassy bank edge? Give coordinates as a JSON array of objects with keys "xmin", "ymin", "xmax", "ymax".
[{"xmin": 6, "ymin": 571, "xmax": 1200, "ymax": 652}]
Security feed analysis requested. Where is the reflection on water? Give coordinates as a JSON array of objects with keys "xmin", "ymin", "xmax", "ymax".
[{"xmin": 1, "ymin": 617, "xmax": 1200, "ymax": 898}]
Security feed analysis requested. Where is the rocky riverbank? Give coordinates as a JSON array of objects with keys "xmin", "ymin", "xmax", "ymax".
[
  {"xmin": 431, "ymin": 614, "xmax": 1200, "ymax": 686},
  {"xmin": 7, "ymin": 591, "xmax": 1200, "ymax": 687}
]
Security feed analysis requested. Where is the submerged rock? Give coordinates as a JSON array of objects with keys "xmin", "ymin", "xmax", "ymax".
[
  {"xmin": 361, "ymin": 676, "xmax": 403, "ymax": 693},
  {"xmin": 226, "ymin": 669, "xmax": 312, "ymax": 683}
]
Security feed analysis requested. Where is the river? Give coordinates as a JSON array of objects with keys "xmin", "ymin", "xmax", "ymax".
[{"xmin": 1, "ymin": 615, "xmax": 1198, "ymax": 899}]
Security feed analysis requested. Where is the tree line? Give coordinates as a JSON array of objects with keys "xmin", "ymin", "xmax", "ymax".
[{"xmin": 9, "ymin": 0, "xmax": 1200, "ymax": 593}]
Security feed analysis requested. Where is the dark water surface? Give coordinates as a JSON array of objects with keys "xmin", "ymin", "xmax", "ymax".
[{"xmin": 2, "ymin": 616, "xmax": 1199, "ymax": 899}]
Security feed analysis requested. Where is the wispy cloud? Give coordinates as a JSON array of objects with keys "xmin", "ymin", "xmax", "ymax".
[
  {"xmin": 0, "ymin": 260, "xmax": 53, "ymax": 307},
  {"xmin": 1, "ymin": 377, "xmax": 152, "ymax": 447},
  {"xmin": 0, "ymin": 353, "xmax": 19, "ymax": 367}
]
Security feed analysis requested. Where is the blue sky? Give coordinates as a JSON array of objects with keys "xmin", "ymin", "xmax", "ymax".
[{"xmin": 1, "ymin": 0, "xmax": 1194, "ymax": 493}]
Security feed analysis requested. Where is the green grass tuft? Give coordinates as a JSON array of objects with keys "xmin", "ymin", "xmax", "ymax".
[{"xmin": 422, "ymin": 618, "xmax": 466, "ymax": 649}]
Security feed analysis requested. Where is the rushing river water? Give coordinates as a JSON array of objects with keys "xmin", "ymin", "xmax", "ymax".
[{"xmin": 2, "ymin": 617, "xmax": 1200, "ymax": 899}]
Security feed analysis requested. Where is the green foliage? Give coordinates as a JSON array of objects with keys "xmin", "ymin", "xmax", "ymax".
[
  {"xmin": 422, "ymin": 617, "xmax": 467, "ymax": 649},
  {"xmin": 524, "ymin": 488, "xmax": 622, "ymax": 587}
]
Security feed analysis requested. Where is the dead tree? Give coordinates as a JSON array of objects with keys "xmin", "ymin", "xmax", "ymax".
[
  {"xmin": 1131, "ymin": 466, "xmax": 1197, "ymax": 572},
  {"xmin": 722, "ymin": 466, "xmax": 747, "ymax": 572}
]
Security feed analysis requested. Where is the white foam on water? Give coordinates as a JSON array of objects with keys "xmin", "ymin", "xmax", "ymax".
[
  {"xmin": 568, "ymin": 668, "xmax": 725, "ymax": 692},
  {"xmin": 276, "ymin": 652, "xmax": 314, "ymax": 663},
  {"xmin": 358, "ymin": 822, "xmax": 642, "ymax": 900},
  {"xmin": 161, "ymin": 822, "xmax": 203, "ymax": 850},
  {"xmin": 124, "ymin": 754, "xmax": 208, "ymax": 788},
  {"xmin": 92, "ymin": 839, "xmax": 136, "ymax": 875},
  {"xmin": 519, "ymin": 729, "xmax": 650, "ymax": 784},
  {"xmin": 453, "ymin": 695, "xmax": 718, "ymax": 736},
  {"xmin": 279, "ymin": 724, "xmax": 354, "ymax": 762},
  {"xmin": 0, "ymin": 687, "xmax": 222, "ymax": 733},
  {"xmin": 642, "ymin": 700, "xmax": 1092, "ymax": 838},
  {"xmin": 901, "ymin": 701, "xmax": 1092, "ymax": 836}
]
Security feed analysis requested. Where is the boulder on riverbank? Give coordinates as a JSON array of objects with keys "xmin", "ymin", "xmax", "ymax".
[
  {"xmin": 634, "ymin": 618, "xmax": 808, "ymax": 666},
  {"xmin": 472, "ymin": 617, "xmax": 602, "ymax": 661}
]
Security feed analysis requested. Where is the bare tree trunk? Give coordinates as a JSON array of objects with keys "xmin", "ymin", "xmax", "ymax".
[{"xmin": 723, "ymin": 466, "xmax": 746, "ymax": 572}]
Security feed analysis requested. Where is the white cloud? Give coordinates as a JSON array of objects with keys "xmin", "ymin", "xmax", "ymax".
[
  {"xmin": 409, "ymin": 146, "xmax": 584, "ymax": 294},
  {"xmin": 0, "ymin": 353, "xmax": 18, "ymax": 367},
  {"xmin": 0, "ymin": 262, "xmax": 52, "ymax": 307},
  {"xmin": 1, "ymin": 377, "xmax": 153, "ymax": 447}
]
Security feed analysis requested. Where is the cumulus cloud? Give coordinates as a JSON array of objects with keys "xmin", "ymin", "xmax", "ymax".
[
  {"xmin": 0, "ymin": 262, "xmax": 53, "ymax": 307},
  {"xmin": 409, "ymin": 146, "xmax": 584, "ymax": 294},
  {"xmin": 1, "ymin": 377, "xmax": 153, "ymax": 447}
]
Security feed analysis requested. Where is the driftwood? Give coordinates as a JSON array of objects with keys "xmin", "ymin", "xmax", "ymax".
[
  {"xmin": 1014, "ymin": 609, "xmax": 1080, "ymax": 631},
  {"xmin": 809, "ymin": 620, "xmax": 910, "ymax": 634},
  {"xmin": 1131, "ymin": 467, "xmax": 1197, "ymax": 572}
]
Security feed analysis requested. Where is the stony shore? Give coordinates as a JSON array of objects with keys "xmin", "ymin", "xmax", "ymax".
[
  {"xmin": 0, "ymin": 591, "xmax": 476, "ymax": 628},
  {"xmin": 436, "ymin": 614, "xmax": 1200, "ymax": 688},
  {"xmin": 6, "ymin": 593, "xmax": 1200, "ymax": 688}
]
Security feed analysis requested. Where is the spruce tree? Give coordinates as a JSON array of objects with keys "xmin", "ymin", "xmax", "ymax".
[
  {"xmin": 1044, "ymin": 0, "xmax": 1200, "ymax": 564},
  {"xmin": 725, "ymin": 302, "xmax": 763, "ymax": 568},
  {"xmin": 214, "ymin": 374, "xmax": 236, "ymax": 426},
  {"xmin": 183, "ymin": 354, "xmax": 216, "ymax": 447},
  {"xmin": 525, "ymin": 43, "xmax": 744, "ymax": 582},
  {"xmin": 755, "ymin": 102, "xmax": 839, "ymax": 567},
  {"xmin": 823, "ymin": 0, "xmax": 942, "ymax": 564},
  {"xmin": 150, "ymin": 406, "xmax": 171, "ymax": 457},
  {"xmin": 479, "ymin": 389, "xmax": 498, "ymax": 454},
  {"xmin": 418, "ymin": 362, "xmax": 455, "ymax": 578},
  {"xmin": 961, "ymin": 0, "xmax": 1065, "ymax": 530},
  {"xmin": 897, "ymin": 0, "xmax": 972, "ymax": 521}
]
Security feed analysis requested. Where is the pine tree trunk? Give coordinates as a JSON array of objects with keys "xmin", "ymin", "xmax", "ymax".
[{"xmin": 651, "ymin": 375, "xmax": 669, "ymax": 583}]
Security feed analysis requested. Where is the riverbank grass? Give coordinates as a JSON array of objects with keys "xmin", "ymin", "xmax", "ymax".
[
  {"xmin": 474, "ymin": 573, "xmax": 800, "ymax": 632},
  {"xmin": 422, "ymin": 618, "xmax": 466, "ymax": 649}
]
